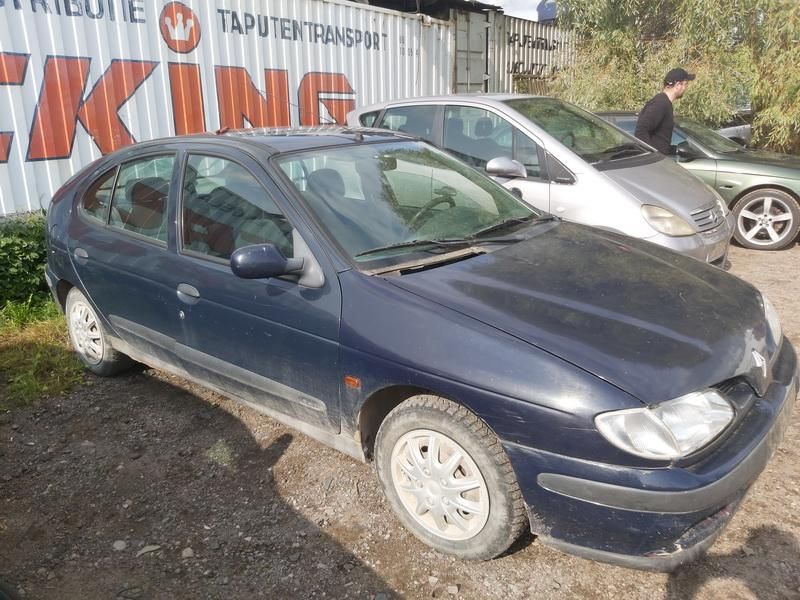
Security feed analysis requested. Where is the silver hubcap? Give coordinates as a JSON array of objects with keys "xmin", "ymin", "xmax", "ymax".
[
  {"xmin": 390, "ymin": 429, "xmax": 489, "ymax": 541},
  {"xmin": 738, "ymin": 195, "xmax": 794, "ymax": 246},
  {"xmin": 69, "ymin": 300, "xmax": 103, "ymax": 364}
]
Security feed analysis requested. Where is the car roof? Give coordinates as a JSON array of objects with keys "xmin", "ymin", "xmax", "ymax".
[
  {"xmin": 126, "ymin": 127, "xmax": 413, "ymax": 156},
  {"xmin": 352, "ymin": 94, "xmax": 551, "ymax": 114}
]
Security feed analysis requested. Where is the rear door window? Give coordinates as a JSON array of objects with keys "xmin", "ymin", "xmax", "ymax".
[
  {"xmin": 108, "ymin": 155, "xmax": 176, "ymax": 243},
  {"xmin": 377, "ymin": 106, "xmax": 438, "ymax": 142}
]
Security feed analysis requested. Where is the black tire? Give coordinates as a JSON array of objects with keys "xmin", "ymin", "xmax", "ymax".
[
  {"xmin": 65, "ymin": 288, "xmax": 133, "ymax": 376},
  {"xmin": 375, "ymin": 395, "xmax": 527, "ymax": 560},
  {"xmin": 732, "ymin": 188, "xmax": 800, "ymax": 250}
]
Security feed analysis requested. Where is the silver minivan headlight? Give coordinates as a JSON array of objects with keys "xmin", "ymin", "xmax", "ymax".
[
  {"xmin": 641, "ymin": 205, "xmax": 696, "ymax": 237},
  {"xmin": 762, "ymin": 294, "xmax": 782, "ymax": 344},
  {"xmin": 595, "ymin": 389, "xmax": 734, "ymax": 460}
]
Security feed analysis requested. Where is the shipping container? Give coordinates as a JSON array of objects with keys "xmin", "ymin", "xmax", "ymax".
[
  {"xmin": 0, "ymin": 0, "xmax": 452, "ymax": 216},
  {"xmin": 0, "ymin": 1, "xmax": 573, "ymax": 217}
]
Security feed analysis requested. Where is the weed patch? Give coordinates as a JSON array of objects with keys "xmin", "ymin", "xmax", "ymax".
[{"xmin": 0, "ymin": 297, "xmax": 83, "ymax": 410}]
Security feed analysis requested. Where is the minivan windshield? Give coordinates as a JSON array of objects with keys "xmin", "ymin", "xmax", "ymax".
[
  {"xmin": 277, "ymin": 141, "xmax": 538, "ymax": 267},
  {"xmin": 504, "ymin": 98, "xmax": 652, "ymax": 164},
  {"xmin": 676, "ymin": 118, "xmax": 745, "ymax": 154}
]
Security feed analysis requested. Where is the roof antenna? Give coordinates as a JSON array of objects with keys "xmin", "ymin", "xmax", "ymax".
[{"xmin": 215, "ymin": 126, "xmax": 230, "ymax": 135}]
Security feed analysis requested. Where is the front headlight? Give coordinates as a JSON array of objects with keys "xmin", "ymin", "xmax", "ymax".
[
  {"xmin": 641, "ymin": 205, "xmax": 696, "ymax": 237},
  {"xmin": 595, "ymin": 389, "xmax": 734, "ymax": 460},
  {"xmin": 762, "ymin": 294, "xmax": 783, "ymax": 344}
]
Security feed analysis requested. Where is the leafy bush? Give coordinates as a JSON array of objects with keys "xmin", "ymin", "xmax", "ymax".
[
  {"xmin": 552, "ymin": 0, "xmax": 799, "ymax": 152},
  {"xmin": 0, "ymin": 213, "xmax": 48, "ymax": 304}
]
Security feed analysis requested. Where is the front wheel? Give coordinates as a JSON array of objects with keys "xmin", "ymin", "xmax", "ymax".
[
  {"xmin": 732, "ymin": 188, "xmax": 800, "ymax": 250},
  {"xmin": 375, "ymin": 395, "xmax": 528, "ymax": 560},
  {"xmin": 65, "ymin": 288, "xmax": 133, "ymax": 376}
]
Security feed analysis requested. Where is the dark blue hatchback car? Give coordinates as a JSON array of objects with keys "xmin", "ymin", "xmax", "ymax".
[{"xmin": 45, "ymin": 128, "xmax": 797, "ymax": 571}]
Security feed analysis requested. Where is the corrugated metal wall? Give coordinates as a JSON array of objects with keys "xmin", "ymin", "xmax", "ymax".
[
  {"xmin": 491, "ymin": 15, "xmax": 574, "ymax": 93},
  {"xmin": 0, "ymin": 0, "xmax": 452, "ymax": 216}
]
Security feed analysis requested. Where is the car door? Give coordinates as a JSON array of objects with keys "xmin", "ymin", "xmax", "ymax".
[
  {"xmin": 67, "ymin": 151, "xmax": 189, "ymax": 365},
  {"xmin": 441, "ymin": 105, "xmax": 550, "ymax": 211},
  {"xmin": 172, "ymin": 148, "xmax": 342, "ymax": 433}
]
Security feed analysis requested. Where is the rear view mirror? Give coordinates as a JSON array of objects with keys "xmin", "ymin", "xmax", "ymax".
[
  {"xmin": 230, "ymin": 244, "xmax": 304, "ymax": 279},
  {"xmin": 485, "ymin": 157, "xmax": 527, "ymax": 180}
]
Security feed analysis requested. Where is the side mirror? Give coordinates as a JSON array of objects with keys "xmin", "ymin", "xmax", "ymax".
[
  {"xmin": 485, "ymin": 157, "xmax": 527, "ymax": 180},
  {"xmin": 230, "ymin": 244, "xmax": 304, "ymax": 280},
  {"xmin": 673, "ymin": 141, "xmax": 697, "ymax": 161}
]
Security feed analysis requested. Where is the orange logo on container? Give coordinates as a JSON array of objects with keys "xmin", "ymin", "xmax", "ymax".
[{"xmin": 159, "ymin": 2, "xmax": 201, "ymax": 54}]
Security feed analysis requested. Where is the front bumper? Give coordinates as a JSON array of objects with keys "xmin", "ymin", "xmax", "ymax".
[{"xmin": 504, "ymin": 339, "xmax": 797, "ymax": 572}]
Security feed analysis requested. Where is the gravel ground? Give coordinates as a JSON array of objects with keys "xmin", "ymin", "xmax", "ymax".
[{"xmin": 1, "ymin": 245, "xmax": 799, "ymax": 600}]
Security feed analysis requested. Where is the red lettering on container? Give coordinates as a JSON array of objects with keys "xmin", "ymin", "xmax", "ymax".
[
  {"xmin": 0, "ymin": 52, "xmax": 30, "ymax": 163},
  {"xmin": 169, "ymin": 63, "xmax": 205, "ymax": 134},
  {"xmin": 298, "ymin": 72, "xmax": 355, "ymax": 126},
  {"xmin": 27, "ymin": 57, "xmax": 158, "ymax": 160},
  {"xmin": 215, "ymin": 67, "xmax": 290, "ymax": 129}
]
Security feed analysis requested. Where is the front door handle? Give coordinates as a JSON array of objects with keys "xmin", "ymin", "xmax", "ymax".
[{"xmin": 177, "ymin": 283, "xmax": 200, "ymax": 305}]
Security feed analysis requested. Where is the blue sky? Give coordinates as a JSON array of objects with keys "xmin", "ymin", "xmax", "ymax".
[{"xmin": 494, "ymin": 0, "xmax": 556, "ymax": 21}]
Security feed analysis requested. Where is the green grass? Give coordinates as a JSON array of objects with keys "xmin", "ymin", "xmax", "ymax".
[{"xmin": 0, "ymin": 295, "xmax": 84, "ymax": 410}]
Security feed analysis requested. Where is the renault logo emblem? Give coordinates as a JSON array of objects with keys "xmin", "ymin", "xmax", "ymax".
[{"xmin": 752, "ymin": 350, "xmax": 768, "ymax": 378}]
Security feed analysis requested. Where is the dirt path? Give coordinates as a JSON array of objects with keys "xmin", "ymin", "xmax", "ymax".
[{"xmin": 1, "ymin": 245, "xmax": 799, "ymax": 599}]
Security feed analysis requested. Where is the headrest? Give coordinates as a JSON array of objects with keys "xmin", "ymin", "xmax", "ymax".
[
  {"xmin": 475, "ymin": 117, "xmax": 494, "ymax": 137},
  {"xmin": 445, "ymin": 117, "xmax": 464, "ymax": 137},
  {"xmin": 308, "ymin": 168, "xmax": 345, "ymax": 198}
]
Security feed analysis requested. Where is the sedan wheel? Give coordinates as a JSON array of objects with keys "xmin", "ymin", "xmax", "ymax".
[
  {"xmin": 732, "ymin": 189, "xmax": 800, "ymax": 250},
  {"xmin": 65, "ymin": 288, "xmax": 133, "ymax": 376},
  {"xmin": 375, "ymin": 395, "xmax": 527, "ymax": 560},
  {"xmin": 390, "ymin": 428, "xmax": 490, "ymax": 541}
]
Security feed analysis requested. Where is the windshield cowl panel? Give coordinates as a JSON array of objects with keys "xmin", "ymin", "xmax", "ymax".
[{"xmin": 275, "ymin": 140, "xmax": 537, "ymax": 271}]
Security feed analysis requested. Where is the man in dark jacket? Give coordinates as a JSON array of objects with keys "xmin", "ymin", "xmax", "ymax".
[{"xmin": 634, "ymin": 68, "xmax": 695, "ymax": 155}]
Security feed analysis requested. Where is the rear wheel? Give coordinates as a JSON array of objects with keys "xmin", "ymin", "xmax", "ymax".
[
  {"xmin": 375, "ymin": 395, "xmax": 527, "ymax": 560},
  {"xmin": 732, "ymin": 188, "xmax": 800, "ymax": 250},
  {"xmin": 65, "ymin": 288, "xmax": 133, "ymax": 376}
]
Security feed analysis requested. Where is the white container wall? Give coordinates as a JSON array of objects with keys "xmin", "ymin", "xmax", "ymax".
[
  {"xmin": 0, "ymin": 0, "xmax": 452, "ymax": 216},
  {"xmin": 491, "ymin": 15, "xmax": 574, "ymax": 93}
]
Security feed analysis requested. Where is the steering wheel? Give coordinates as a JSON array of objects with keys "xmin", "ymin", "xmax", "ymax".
[
  {"xmin": 409, "ymin": 195, "xmax": 457, "ymax": 228},
  {"xmin": 560, "ymin": 132, "xmax": 575, "ymax": 147}
]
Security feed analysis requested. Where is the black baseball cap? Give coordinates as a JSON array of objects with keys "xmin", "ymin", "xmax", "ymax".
[{"xmin": 664, "ymin": 68, "xmax": 695, "ymax": 85}]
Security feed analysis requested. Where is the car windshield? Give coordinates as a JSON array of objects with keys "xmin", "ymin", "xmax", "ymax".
[
  {"xmin": 676, "ymin": 118, "xmax": 746, "ymax": 153},
  {"xmin": 276, "ymin": 140, "xmax": 537, "ymax": 267},
  {"xmin": 504, "ymin": 98, "xmax": 652, "ymax": 164}
]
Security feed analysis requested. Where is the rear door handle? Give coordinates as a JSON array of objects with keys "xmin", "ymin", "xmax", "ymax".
[
  {"xmin": 176, "ymin": 283, "xmax": 200, "ymax": 305},
  {"xmin": 73, "ymin": 247, "xmax": 89, "ymax": 264}
]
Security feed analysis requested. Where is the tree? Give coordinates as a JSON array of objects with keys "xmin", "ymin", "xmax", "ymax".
[{"xmin": 551, "ymin": 0, "xmax": 798, "ymax": 152}]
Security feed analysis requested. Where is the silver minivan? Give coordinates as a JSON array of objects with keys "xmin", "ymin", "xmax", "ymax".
[{"xmin": 348, "ymin": 95, "xmax": 734, "ymax": 266}]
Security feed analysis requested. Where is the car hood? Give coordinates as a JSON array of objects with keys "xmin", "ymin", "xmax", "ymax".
[
  {"xmin": 387, "ymin": 223, "xmax": 770, "ymax": 404},
  {"xmin": 603, "ymin": 155, "xmax": 719, "ymax": 216},
  {"xmin": 718, "ymin": 149, "xmax": 800, "ymax": 174}
]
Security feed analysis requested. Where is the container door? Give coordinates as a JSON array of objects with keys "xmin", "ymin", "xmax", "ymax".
[{"xmin": 451, "ymin": 9, "xmax": 489, "ymax": 93}]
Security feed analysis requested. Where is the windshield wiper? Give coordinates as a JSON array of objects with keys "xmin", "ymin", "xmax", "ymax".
[
  {"xmin": 355, "ymin": 238, "xmax": 473, "ymax": 258},
  {"xmin": 471, "ymin": 214, "xmax": 555, "ymax": 238},
  {"xmin": 355, "ymin": 232, "xmax": 532, "ymax": 259},
  {"xmin": 596, "ymin": 143, "xmax": 650, "ymax": 163}
]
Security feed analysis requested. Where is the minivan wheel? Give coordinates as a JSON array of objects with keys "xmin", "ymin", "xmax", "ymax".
[
  {"xmin": 65, "ymin": 288, "xmax": 132, "ymax": 376},
  {"xmin": 732, "ymin": 188, "xmax": 800, "ymax": 250},
  {"xmin": 375, "ymin": 395, "xmax": 527, "ymax": 560}
]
